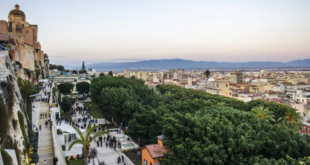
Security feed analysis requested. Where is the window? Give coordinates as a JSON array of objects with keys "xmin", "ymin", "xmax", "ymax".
[
  {"xmin": 22, "ymin": 24, "xmax": 24, "ymax": 27},
  {"xmin": 226, "ymin": 84, "xmax": 228, "ymax": 87},
  {"xmin": 144, "ymin": 160, "xmax": 147, "ymax": 165},
  {"xmin": 16, "ymin": 25, "xmax": 20, "ymax": 29},
  {"xmin": 150, "ymin": 163, "xmax": 153, "ymax": 165},
  {"xmin": 26, "ymin": 30, "xmax": 28, "ymax": 33},
  {"xmin": 10, "ymin": 18, "xmax": 12, "ymax": 21}
]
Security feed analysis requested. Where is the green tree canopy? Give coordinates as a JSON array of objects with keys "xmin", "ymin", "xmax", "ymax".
[
  {"xmin": 49, "ymin": 64, "xmax": 65, "ymax": 71},
  {"xmin": 160, "ymin": 106, "xmax": 310, "ymax": 165},
  {"xmin": 108, "ymin": 71, "xmax": 113, "ymax": 76},
  {"xmin": 59, "ymin": 97, "xmax": 75, "ymax": 112},
  {"xmin": 99, "ymin": 73, "xmax": 105, "ymax": 77},
  {"xmin": 72, "ymin": 70, "xmax": 78, "ymax": 74},
  {"xmin": 57, "ymin": 83, "xmax": 74, "ymax": 95},
  {"xmin": 76, "ymin": 82, "xmax": 90, "ymax": 94}
]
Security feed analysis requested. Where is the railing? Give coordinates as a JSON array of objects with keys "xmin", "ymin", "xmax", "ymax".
[{"xmin": 50, "ymin": 82, "xmax": 66, "ymax": 165}]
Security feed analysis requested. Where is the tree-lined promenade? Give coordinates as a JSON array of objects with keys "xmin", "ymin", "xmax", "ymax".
[{"xmin": 91, "ymin": 75, "xmax": 310, "ymax": 164}]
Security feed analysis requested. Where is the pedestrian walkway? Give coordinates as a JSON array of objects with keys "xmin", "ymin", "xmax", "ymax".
[{"xmin": 33, "ymin": 101, "xmax": 54, "ymax": 165}]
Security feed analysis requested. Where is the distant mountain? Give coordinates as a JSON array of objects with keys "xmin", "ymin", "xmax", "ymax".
[{"xmin": 88, "ymin": 58, "xmax": 310, "ymax": 71}]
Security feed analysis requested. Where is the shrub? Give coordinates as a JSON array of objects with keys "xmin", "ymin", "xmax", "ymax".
[
  {"xmin": 0, "ymin": 103, "xmax": 9, "ymax": 144},
  {"xmin": 31, "ymin": 152, "xmax": 39, "ymax": 163},
  {"xmin": 23, "ymin": 68, "xmax": 32, "ymax": 79},
  {"xmin": 57, "ymin": 129, "xmax": 63, "ymax": 135},
  {"xmin": 15, "ymin": 61, "xmax": 23, "ymax": 68},
  {"xmin": 62, "ymin": 145, "xmax": 66, "ymax": 151}
]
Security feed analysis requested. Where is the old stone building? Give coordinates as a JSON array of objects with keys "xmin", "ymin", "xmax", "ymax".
[{"xmin": 0, "ymin": 5, "xmax": 49, "ymax": 83}]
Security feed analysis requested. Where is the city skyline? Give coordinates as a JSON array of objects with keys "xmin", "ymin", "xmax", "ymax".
[{"xmin": 1, "ymin": 0, "xmax": 310, "ymax": 65}]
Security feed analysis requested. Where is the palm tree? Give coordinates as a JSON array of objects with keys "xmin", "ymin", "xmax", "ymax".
[
  {"xmin": 250, "ymin": 106, "xmax": 275, "ymax": 123},
  {"xmin": 204, "ymin": 70, "xmax": 211, "ymax": 80},
  {"xmin": 68, "ymin": 124, "xmax": 109, "ymax": 165},
  {"xmin": 204, "ymin": 70, "xmax": 211, "ymax": 91},
  {"xmin": 280, "ymin": 108, "xmax": 303, "ymax": 132}
]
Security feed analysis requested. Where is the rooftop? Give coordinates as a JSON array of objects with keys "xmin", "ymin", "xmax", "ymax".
[{"xmin": 145, "ymin": 144, "xmax": 170, "ymax": 159}]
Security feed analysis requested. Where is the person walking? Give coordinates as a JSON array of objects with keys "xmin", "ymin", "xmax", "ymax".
[
  {"xmin": 53, "ymin": 157, "xmax": 58, "ymax": 165},
  {"xmin": 114, "ymin": 144, "xmax": 116, "ymax": 151},
  {"xmin": 122, "ymin": 155, "xmax": 124, "ymax": 163},
  {"xmin": 97, "ymin": 140, "xmax": 99, "ymax": 147},
  {"xmin": 39, "ymin": 125, "xmax": 41, "ymax": 131},
  {"xmin": 45, "ymin": 121, "xmax": 48, "ymax": 128},
  {"xmin": 117, "ymin": 156, "xmax": 121, "ymax": 164},
  {"xmin": 44, "ymin": 160, "xmax": 47, "ymax": 165},
  {"xmin": 106, "ymin": 142, "xmax": 108, "ymax": 148}
]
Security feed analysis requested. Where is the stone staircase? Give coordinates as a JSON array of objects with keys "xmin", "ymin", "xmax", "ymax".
[{"xmin": 37, "ymin": 102, "xmax": 54, "ymax": 165}]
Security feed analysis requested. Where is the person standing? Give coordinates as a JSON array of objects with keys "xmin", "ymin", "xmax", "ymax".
[
  {"xmin": 44, "ymin": 160, "xmax": 47, "ymax": 165},
  {"xmin": 39, "ymin": 125, "xmax": 41, "ymax": 131},
  {"xmin": 97, "ymin": 140, "xmax": 99, "ymax": 147},
  {"xmin": 122, "ymin": 155, "xmax": 124, "ymax": 163},
  {"xmin": 53, "ymin": 157, "xmax": 58, "ymax": 165},
  {"xmin": 117, "ymin": 156, "xmax": 121, "ymax": 164},
  {"xmin": 106, "ymin": 142, "xmax": 108, "ymax": 148}
]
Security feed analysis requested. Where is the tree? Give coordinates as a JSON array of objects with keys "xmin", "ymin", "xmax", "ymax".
[
  {"xmin": 280, "ymin": 108, "xmax": 303, "ymax": 132},
  {"xmin": 59, "ymin": 97, "xmax": 75, "ymax": 112},
  {"xmin": 99, "ymin": 73, "xmax": 105, "ymax": 77},
  {"xmin": 108, "ymin": 71, "xmax": 113, "ymax": 76},
  {"xmin": 72, "ymin": 70, "xmax": 78, "ymax": 74},
  {"xmin": 68, "ymin": 125, "xmax": 108, "ymax": 165},
  {"xmin": 76, "ymin": 82, "xmax": 90, "ymax": 94},
  {"xmin": 250, "ymin": 106, "xmax": 275, "ymax": 123},
  {"xmin": 82, "ymin": 61, "xmax": 86, "ymax": 71},
  {"xmin": 79, "ymin": 70, "xmax": 87, "ymax": 74},
  {"xmin": 160, "ymin": 106, "xmax": 310, "ymax": 165},
  {"xmin": 204, "ymin": 70, "xmax": 211, "ymax": 80},
  {"xmin": 17, "ymin": 78, "xmax": 33, "ymax": 100},
  {"xmin": 49, "ymin": 64, "xmax": 65, "ymax": 71},
  {"xmin": 57, "ymin": 83, "xmax": 74, "ymax": 95}
]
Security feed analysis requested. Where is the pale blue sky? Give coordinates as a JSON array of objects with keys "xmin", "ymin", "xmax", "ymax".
[{"xmin": 1, "ymin": 0, "xmax": 310, "ymax": 66}]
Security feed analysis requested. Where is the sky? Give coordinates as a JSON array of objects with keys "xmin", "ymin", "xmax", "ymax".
[{"xmin": 1, "ymin": 0, "xmax": 310, "ymax": 66}]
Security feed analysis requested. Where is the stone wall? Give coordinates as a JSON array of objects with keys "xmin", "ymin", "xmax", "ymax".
[
  {"xmin": 0, "ymin": 51, "xmax": 28, "ymax": 165},
  {"xmin": 24, "ymin": 44, "xmax": 35, "ymax": 71}
]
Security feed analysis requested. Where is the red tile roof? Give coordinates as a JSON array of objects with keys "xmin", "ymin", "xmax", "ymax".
[{"xmin": 145, "ymin": 144, "xmax": 171, "ymax": 159}]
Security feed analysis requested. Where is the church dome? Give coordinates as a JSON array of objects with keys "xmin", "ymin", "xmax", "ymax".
[{"xmin": 9, "ymin": 5, "xmax": 25, "ymax": 17}]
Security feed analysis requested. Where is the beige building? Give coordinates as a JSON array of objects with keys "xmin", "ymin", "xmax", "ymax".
[
  {"xmin": 135, "ymin": 71, "xmax": 150, "ymax": 81},
  {"xmin": 206, "ymin": 78, "xmax": 231, "ymax": 97}
]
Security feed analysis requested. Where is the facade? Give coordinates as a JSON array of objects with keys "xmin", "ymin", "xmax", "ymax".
[
  {"xmin": 141, "ymin": 135, "xmax": 170, "ymax": 165},
  {"xmin": 206, "ymin": 78, "xmax": 231, "ymax": 97},
  {"xmin": 230, "ymin": 70, "xmax": 243, "ymax": 84},
  {"xmin": 0, "ymin": 5, "xmax": 49, "ymax": 82}
]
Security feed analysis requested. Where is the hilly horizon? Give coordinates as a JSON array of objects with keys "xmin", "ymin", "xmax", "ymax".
[{"xmin": 86, "ymin": 58, "xmax": 310, "ymax": 71}]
